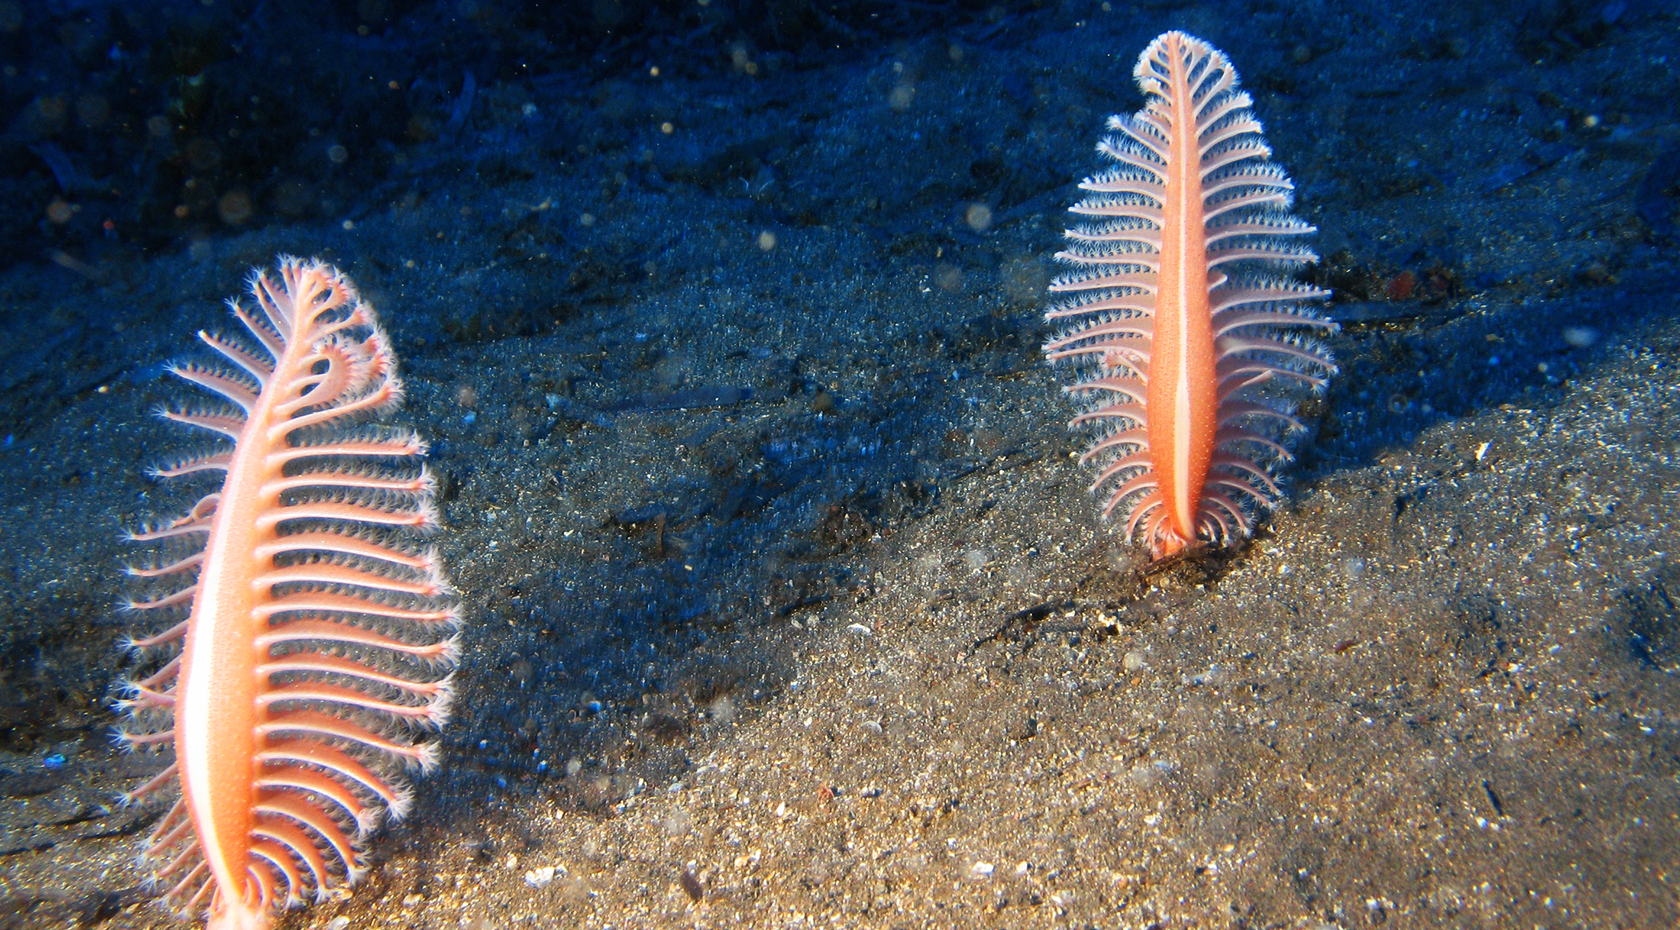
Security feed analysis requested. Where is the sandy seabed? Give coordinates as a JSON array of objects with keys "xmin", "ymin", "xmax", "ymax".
[{"xmin": 2, "ymin": 2, "xmax": 1678, "ymax": 928}]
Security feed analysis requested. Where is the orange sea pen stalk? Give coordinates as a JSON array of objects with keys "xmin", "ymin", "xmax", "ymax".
[
  {"xmin": 118, "ymin": 258, "xmax": 459, "ymax": 930},
  {"xmin": 1045, "ymin": 31, "xmax": 1338, "ymax": 560}
]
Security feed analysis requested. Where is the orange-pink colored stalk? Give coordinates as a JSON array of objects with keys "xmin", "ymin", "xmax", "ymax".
[
  {"xmin": 1045, "ymin": 31, "xmax": 1337, "ymax": 559},
  {"xmin": 119, "ymin": 258, "xmax": 458, "ymax": 929}
]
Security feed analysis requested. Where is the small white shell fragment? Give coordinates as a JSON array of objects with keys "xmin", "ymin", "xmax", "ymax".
[{"xmin": 524, "ymin": 866, "xmax": 556, "ymax": 888}]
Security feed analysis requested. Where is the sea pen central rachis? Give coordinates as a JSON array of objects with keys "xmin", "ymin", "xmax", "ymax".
[
  {"xmin": 118, "ymin": 258, "xmax": 460, "ymax": 930},
  {"xmin": 1044, "ymin": 31, "xmax": 1337, "ymax": 560}
]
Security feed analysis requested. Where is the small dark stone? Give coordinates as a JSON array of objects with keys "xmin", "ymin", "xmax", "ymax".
[
  {"xmin": 679, "ymin": 867, "xmax": 704, "ymax": 902},
  {"xmin": 641, "ymin": 712, "xmax": 688, "ymax": 745}
]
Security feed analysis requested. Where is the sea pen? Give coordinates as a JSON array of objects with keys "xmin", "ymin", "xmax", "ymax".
[
  {"xmin": 118, "ymin": 258, "xmax": 459, "ymax": 929},
  {"xmin": 1044, "ymin": 31, "xmax": 1337, "ymax": 560}
]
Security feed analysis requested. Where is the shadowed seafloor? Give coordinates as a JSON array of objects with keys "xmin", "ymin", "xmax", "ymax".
[{"xmin": 1, "ymin": 1, "xmax": 1677, "ymax": 928}]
